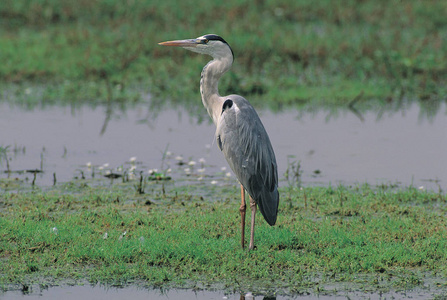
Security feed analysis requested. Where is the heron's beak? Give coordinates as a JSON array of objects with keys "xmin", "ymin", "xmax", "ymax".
[{"xmin": 158, "ymin": 39, "xmax": 200, "ymax": 48}]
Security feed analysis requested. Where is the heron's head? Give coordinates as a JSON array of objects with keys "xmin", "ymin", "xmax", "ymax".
[{"xmin": 159, "ymin": 34, "xmax": 234, "ymax": 60}]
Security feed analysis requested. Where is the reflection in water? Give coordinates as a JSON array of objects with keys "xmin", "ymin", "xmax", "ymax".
[
  {"xmin": 347, "ymin": 91, "xmax": 365, "ymax": 122},
  {"xmin": 0, "ymin": 102, "xmax": 446, "ymax": 190},
  {"xmin": 1, "ymin": 284, "xmax": 442, "ymax": 299},
  {"xmin": 239, "ymin": 293, "xmax": 276, "ymax": 300},
  {"xmin": 100, "ymin": 99, "xmax": 113, "ymax": 136}
]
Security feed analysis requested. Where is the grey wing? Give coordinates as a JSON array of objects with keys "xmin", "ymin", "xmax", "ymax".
[{"xmin": 216, "ymin": 97, "xmax": 279, "ymax": 226}]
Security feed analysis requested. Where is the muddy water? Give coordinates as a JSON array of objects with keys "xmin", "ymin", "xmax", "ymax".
[
  {"xmin": 0, "ymin": 103, "xmax": 446, "ymax": 190},
  {"xmin": 0, "ymin": 285, "xmax": 442, "ymax": 300}
]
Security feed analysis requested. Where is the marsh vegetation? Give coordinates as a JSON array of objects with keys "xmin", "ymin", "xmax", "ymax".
[
  {"xmin": 1, "ymin": 181, "xmax": 447, "ymax": 296},
  {"xmin": 0, "ymin": 0, "xmax": 445, "ymax": 115},
  {"xmin": 1, "ymin": 0, "xmax": 447, "ymax": 297}
]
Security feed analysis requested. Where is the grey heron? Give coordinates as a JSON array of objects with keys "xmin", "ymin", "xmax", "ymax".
[{"xmin": 159, "ymin": 34, "xmax": 279, "ymax": 250}]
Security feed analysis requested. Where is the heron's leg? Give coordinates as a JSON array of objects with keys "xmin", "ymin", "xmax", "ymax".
[
  {"xmin": 239, "ymin": 184, "xmax": 246, "ymax": 249},
  {"xmin": 249, "ymin": 196, "xmax": 257, "ymax": 250}
]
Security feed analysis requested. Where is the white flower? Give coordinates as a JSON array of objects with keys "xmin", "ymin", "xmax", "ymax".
[
  {"xmin": 148, "ymin": 169, "xmax": 159, "ymax": 175},
  {"xmin": 175, "ymin": 156, "xmax": 183, "ymax": 161},
  {"xmin": 105, "ymin": 170, "xmax": 111, "ymax": 175},
  {"xmin": 225, "ymin": 172, "xmax": 231, "ymax": 177},
  {"xmin": 86, "ymin": 162, "xmax": 92, "ymax": 168},
  {"xmin": 199, "ymin": 158, "xmax": 206, "ymax": 164},
  {"xmin": 198, "ymin": 176, "xmax": 203, "ymax": 181},
  {"xmin": 52, "ymin": 227, "xmax": 58, "ymax": 235},
  {"xmin": 129, "ymin": 156, "xmax": 137, "ymax": 162},
  {"xmin": 102, "ymin": 163, "xmax": 109, "ymax": 168},
  {"xmin": 221, "ymin": 167, "xmax": 227, "ymax": 171},
  {"xmin": 418, "ymin": 186, "xmax": 425, "ymax": 190},
  {"xmin": 245, "ymin": 292, "xmax": 254, "ymax": 300},
  {"xmin": 166, "ymin": 151, "xmax": 172, "ymax": 157},
  {"xmin": 129, "ymin": 166, "xmax": 136, "ymax": 172},
  {"xmin": 198, "ymin": 168, "xmax": 205, "ymax": 173},
  {"xmin": 188, "ymin": 161, "xmax": 196, "ymax": 166},
  {"xmin": 102, "ymin": 232, "xmax": 108, "ymax": 239},
  {"xmin": 211, "ymin": 180, "xmax": 218, "ymax": 185},
  {"xmin": 184, "ymin": 168, "xmax": 191, "ymax": 174},
  {"xmin": 166, "ymin": 168, "xmax": 171, "ymax": 173}
]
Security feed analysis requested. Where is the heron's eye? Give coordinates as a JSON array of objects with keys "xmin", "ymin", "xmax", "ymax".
[{"xmin": 203, "ymin": 39, "xmax": 209, "ymax": 44}]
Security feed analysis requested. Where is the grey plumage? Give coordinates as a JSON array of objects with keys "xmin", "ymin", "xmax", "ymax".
[
  {"xmin": 216, "ymin": 95, "xmax": 279, "ymax": 225},
  {"xmin": 159, "ymin": 34, "xmax": 279, "ymax": 249}
]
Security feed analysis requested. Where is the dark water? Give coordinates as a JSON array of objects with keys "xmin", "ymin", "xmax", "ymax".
[
  {"xmin": 0, "ymin": 103, "xmax": 446, "ymax": 190},
  {"xmin": 0, "ymin": 285, "xmax": 443, "ymax": 300}
]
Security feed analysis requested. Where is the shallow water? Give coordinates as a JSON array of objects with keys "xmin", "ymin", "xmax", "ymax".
[
  {"xmin": 0, "ymin": 102, "xmax": 446, "ymax": 190},
  {"xmin": 0, "ymin": 285, "xmax": 443, "ymax": 300}
]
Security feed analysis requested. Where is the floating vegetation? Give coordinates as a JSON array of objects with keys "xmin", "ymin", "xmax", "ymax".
[{"xmin": 148, "ymin": 172, "xmax": 171, "ymax": 181}]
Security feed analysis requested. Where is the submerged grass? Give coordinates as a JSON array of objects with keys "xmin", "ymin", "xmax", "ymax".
[
  {"xmin": 1, "ymin": 182, "xmax": 446, "ymax": 294},
  {"xmin": 0, "ymin": 0, "xmax": 446, "ymax": 115}
]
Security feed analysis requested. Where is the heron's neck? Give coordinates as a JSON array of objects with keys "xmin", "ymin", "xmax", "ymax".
[{"xmin": 200, "ymin": 57, "xmax": 232, "ymax": 124}]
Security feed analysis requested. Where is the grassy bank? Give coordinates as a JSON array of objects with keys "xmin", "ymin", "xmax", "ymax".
[
  {"xmin": 0, "ymin": 0, "xmax": 446, "ymax": 114},
  {"xmin": 1, "ymin": 181, "xmax": 447, "ymax": 294}
]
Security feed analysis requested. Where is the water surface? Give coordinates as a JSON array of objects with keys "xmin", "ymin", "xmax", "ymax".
[
  {"xmin": 0, "ymin": 103, "xmax": 445, "ymax": 190},
  {"xmin": 1, "ymin": 285, "xmax": 443, "ymax": 300}
]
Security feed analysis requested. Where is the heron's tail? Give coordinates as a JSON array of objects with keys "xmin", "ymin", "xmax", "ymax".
[{"xmin": 253, "ymin": 185, "xmax": 279, "ymax": 226}]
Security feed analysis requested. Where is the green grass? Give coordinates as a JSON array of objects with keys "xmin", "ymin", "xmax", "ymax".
[
  {"xmin": 1, "ymin": 1, "xmax": 447, "ymax": 294},
  {"xmin": 1, "ymin": 182, "xmax": 447, "ymax": 294},
  {"xmin": 0, "ymin": 0, "xmax": 446, "ymax": 115}
]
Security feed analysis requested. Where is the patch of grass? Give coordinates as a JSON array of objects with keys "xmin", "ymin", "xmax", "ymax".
[
  {"xmin": 1, "ymin": 182, "xmax": 446, "ymax": 294},
  {"xmin": 0, "ymin": 0, "xmax": 446, "ymax": 115}
]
